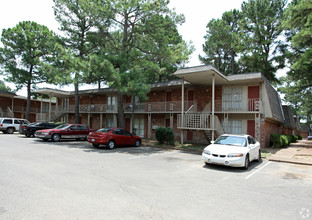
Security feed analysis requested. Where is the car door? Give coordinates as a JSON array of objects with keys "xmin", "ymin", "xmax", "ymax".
[
  {"xmin": 247, "ymin": 136, "xmax": 258, "ymax": 160},
  {"xmin": 67, "ymin": 125, "xmax": 77, "ymax": 138},
  {"xmin": 77, "ymin": 125, "xmax": 88, "ymax": 139},
  {"xmin": 121, "ymin": 129, "xmax": 134, "ymax": 145},
  {"xmin": 113, "ymin": 129, "xmax": 124, "ymax": 146}
]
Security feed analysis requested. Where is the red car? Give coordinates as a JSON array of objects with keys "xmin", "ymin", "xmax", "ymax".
[
  {"xmin": 35, "ymin": 124, "xmax": 94, "ymax": 142},
  {"xmin": 88, "ymin": 128, "xmax": 141, "ymax": 149}
]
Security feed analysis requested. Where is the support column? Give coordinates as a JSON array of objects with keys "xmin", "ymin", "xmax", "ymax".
[
  {"xmin": 181, "ymin": 78, "xmax": 185, "ymax": 145},
  {"xmin": 212, "ymin": 74, "xmax": 215, "ymax": 141},
  {"xmin": 88, "ymin": 113, "xmax": 91, "ymax": 128},
  {"xmin": 100, "ymin": 114, "xmax": 103, "ymax": 128},
  {"xmin": 49, "ymin": 93, "xmax": 52, "ymax": 122},
  {"xmin": 40, "ymin": 96, "xmax": 43, "ymax": 122},
  {"xmin": 170, "ymin": 113, "xmax": 173, "ymax": 128},
  {"xmin": 148, "ymin": 113, "xmax": 151, "ymax": 138}
]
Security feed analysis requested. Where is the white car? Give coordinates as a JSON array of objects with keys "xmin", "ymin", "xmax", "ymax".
[{"xmin": 202, "ymin": 134, "xmax": 261, "ymax": 169}]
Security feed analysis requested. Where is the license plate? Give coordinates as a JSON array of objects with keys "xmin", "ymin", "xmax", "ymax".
[{"xmin": 91, "ymin": 139, "xmax": 95, "ymax": 142}]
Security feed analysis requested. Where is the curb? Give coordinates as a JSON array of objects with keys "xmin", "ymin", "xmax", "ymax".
[{"xmin": 268, "ymin": 158, "xmax": 312, "ymax": 166}]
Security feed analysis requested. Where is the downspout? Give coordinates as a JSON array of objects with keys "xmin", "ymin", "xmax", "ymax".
[
  {"xmin": 212, "ymin": 74, "xmax": 215, "ymax": 141},
  {"xmin": 181, "ymin": 78, "xmax": 185, "ymax": 145}
]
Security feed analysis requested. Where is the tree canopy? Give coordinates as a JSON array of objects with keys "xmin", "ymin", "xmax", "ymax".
[{"xmin": 0, "ymin": 21, "xmax": 57, "ymax": 120}]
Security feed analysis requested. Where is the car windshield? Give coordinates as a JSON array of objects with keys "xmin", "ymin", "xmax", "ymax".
[
  {"xmin": 97, "ymin": 128, "xmax": 112, "ymax": 133},
  {"xmin": 214, "ymin": 136, "xmax": 247, "ymax": 147},
  {"xmin": 54, "ymin": 124, "xmax": 70, "ymax": 130}
]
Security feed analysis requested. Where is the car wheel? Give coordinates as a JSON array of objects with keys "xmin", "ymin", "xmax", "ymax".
[
  {"xmin": 108, "ymin": 140, "xmax": 115, "ymax": 149},
  {"xmin": 25, "ymin": 133, "xmax": 31, "ymax": 137},
  {"xmin": 92, "ymin": 143, "xmax": 99, "ymax": 148},
  {"xmin": 6, "ymin": 128, "xmax": 14, "ymax": 134},
  {"xmin": 243, "ymin": 154, "xmax": 250, "ymax": 170},
  {"xmin": 134, "ymin": 139, "xmax": 141, "ymax": 147},
  {"xmin": 52, "ymin": 134, "xmax": 61, "ymax": 142},
  {"xmin": 2, "ymin": 131, "xmax": 7, "ymax": 134},
  {"xmin": 256, "ymin": 150, "xmax": 261, "ymax": 162}
]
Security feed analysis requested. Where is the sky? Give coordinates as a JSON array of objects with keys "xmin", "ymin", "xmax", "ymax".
[{"xmin": 0, "ymin": 0, "xmax": 246, "ymax": 96}]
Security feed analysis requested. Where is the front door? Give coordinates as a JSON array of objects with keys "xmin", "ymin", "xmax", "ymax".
[
  {"xmin": 125, "ymin": 118, "xmax": 131, "ymax": 132},
  {"xmin": 187, "ymin": 130, "xmax": 193, "ymax": 141},
  {"xmin": 248, "ymin": 86, "xmax": 259, "ymax": 111},
  {"xmin": 247, "ymin": 120, "xmax": 255, "ymax": 138}
]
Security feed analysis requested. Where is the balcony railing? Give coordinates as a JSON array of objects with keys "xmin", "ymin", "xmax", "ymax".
[
  {"xmin": 214, "ymin": 98, "xmax": 262, "ymax": 112},
  {"xmin": 124, "ymin": 101, "xmax": 196, "ymax": 113},
  {"xmin": 51, "ymin": 104, "xmax": 118, "ymax": 113}
]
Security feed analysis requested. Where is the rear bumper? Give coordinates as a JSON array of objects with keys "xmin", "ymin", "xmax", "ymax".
[{"xmin": 88, "ymin": 137, "xmax": 108, "ymax": 145}]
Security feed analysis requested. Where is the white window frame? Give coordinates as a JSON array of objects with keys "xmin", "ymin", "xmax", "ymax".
[
  {"xmin": 222, "ymin": 87, "xmax": 242, "ymax": 111},
  {"xmin": 223, "ymin": 120, "xmax": 242, "ymax": 134}
]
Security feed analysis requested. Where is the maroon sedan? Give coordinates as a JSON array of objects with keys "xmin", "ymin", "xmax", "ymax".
[
  {"xmin": 88, "ymin": 128, "xmax": 141, "ymax": 149},
  {"xmin": 35, "ymin": 124, "xmax": 94, "ymax": 142}
]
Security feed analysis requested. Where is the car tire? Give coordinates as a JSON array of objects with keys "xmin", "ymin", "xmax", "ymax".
[
  {"xmin": 243, "ymin": 154, "xmax": 250, "ymax": 170},
  {"xmin": 6, "ymin": 127, "xmax": 14, "ymax": 134},
  {"xmin": 52, "ymin": 134, "xmax": 61, "ymax": 142},
  {"xmin": 108, "ymin": 140, "xmax": 115, "ymax": 149},
  {"xmin": 256, "ymin": 150, "xmax": 261, "ymax": 162},
  {"xmin": 92, "ymin": 143, "xmax": 99, "ymax": 148},
  {"xmin": 134, "ymin": 139, "xmax": 141, "ymax": 147},
  {"xmin": 2, "ymin": 131, "xmax": 7, "ymax": 134}
]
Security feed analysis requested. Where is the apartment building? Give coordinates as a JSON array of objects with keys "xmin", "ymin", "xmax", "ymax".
[
  {"xmin": 0, "ymin": 89, "xmax": 56, "ymax": 122},
  {"xmin": 35, "ymin": 65, "xmax": 290, "ymax": 147}
]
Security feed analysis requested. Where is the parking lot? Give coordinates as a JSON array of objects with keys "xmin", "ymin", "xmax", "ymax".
[{"xmin": 0, "ymin": 134, "xmax": 312, "ymax": 220}]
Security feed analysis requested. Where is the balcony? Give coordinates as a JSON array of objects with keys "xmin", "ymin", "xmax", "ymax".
[
  {"xmin": 214, "ymin": 98, "xmax": 262, "ymax": 113},
  {"xmin": 123, "ymin": 101, "xmax": 196, "ymax": 113},
  {"xmin": 51, "ymin": 104, "xmax": 118, "ymax": 113}
]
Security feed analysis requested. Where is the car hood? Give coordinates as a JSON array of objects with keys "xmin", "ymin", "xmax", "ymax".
[{"xmin": 204, "ymin": 144, "xmax": 249, "ymax": 154}]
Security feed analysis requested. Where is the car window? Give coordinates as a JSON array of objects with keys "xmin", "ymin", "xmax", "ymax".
[
  {"xmin": 55, "ymin": 124, "xmax": 70, "ymax": 129},
  {"xmin": 2, "ymin": 119, "xmax": 12, "ymax": 124},
  {"xmin": 121, "ymin": 129, "xmax": 132, "ymax": 136},
  {"xmin": 249, "ymin": 136, "xmax": 256, "ymax": 144},
  {"xmin": 77, "ymin": 125, "xmax": 87, "ymax": 131},
  {"xmin": 14, "ymin": 120, "xmax": 22, "ymax": 124},
  {"xmin": 97, "ymin": 128, "xmax": 112, "ymax": 133},
  {"xmin": 214, "ymin": 136, "xmax": 247, "ymax": 147},
  {"xmin": 113, "ymin": 129, "xmax": 122, "ymax": 135},
  {"xmin": 69, "ymin": 125, "xmax": 77, "ymax": 130}
]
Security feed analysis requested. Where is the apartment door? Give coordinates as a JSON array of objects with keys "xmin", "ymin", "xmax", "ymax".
[
  {"xmin": 125, "ymin": 118, "xmax": 131, "ymax": 132},
  {"xmin": 248, "ymin": 86, "xmax": 259, "ymax": 111},
  {"xmin": 247, "ymin": 120, "xmax": 255, "ymax": 138},
  {"xmin": 166, "ymin": 92, "xmax": 172, "ymax": 111},
  {"xmin": 188, "ymin": 90, "xmax": 194, "ymax": 109},
  {"xmin": 187, "ymin": 130, "xmax": 193, "ymax": 141},
  {"xmin": 165, "ymin": 119, "xmax": 170, "ymax": 127}
]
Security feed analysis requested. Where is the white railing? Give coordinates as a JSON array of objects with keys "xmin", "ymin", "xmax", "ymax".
[
  {"xmin": 214, "ymin": 98, "xmax": 262, "ymax": 112},
  {"xmin": 124, "ymin": 101, "xmax": 197, "ymax": 113}
]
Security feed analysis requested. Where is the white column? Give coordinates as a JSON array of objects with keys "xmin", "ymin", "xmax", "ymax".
[
  {"xmin": 100, "ymin": 114, "xmax": 103, "ymax": 128},
  {"xmin": 49, "ymin": 93, "xmax": 52, "ymax": 122},
  {"xmin": 40, "ymin": 96, "xmax": 43, "ymax": 121},
  {"xmin": 212, "ymin": 74, "xmax": 215, "ymax": 141},
  {"xmin": 181, "ymin": 78, "xmax": 185, "ymax": 145}
]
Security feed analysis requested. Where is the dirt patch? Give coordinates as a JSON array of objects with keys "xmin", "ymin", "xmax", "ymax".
[{"xmin": 293, "ymin": 154, "xmax": 312, "ymax": 161}]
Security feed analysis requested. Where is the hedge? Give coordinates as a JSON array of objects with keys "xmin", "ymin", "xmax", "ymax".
[
  {"xmin": 155, "ymin": 127, "xmax": 175, "ymax": 145},
  {"xmin": 270, "ymin": 134, "xmax": 299, "ymax": 148}
]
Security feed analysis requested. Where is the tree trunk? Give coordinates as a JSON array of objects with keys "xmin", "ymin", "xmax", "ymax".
[
  {"xmin": 74, "ymin": 82, "xmax": 80, "ymax": 124},
  {"xmin": 117, "ymin": 92, "xmax": 124, "ymax": 128},
  {"xmin": 26, "ymin": 80, "xmax": 31, "ymax": 121}
]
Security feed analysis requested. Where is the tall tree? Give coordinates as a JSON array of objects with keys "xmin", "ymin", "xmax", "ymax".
[
  {"xmin": 200, "ymin": 9, "xmax": 242, "ymax": 75},
  {"xmin": 0, "ymin": 21, "xmax": 57, "ymax": 120},
  {"xmin": 107, "ymin": 0, "xmax": 189, "ymax": 128},
  {"xmin": 53, "ymin": 0, "xmax": 113, "ymax": 123},
  {"xmin": 0, "ymin": 80, "xmax": 13, "ymax": 92},
  {"xmin": 239, "ymin": 0, "xmax": 288, "ymax": 83}
]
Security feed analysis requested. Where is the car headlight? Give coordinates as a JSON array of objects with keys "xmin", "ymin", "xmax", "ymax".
[
  {"xmin": 203, "ymin": 149, "xmax": 211, "ymax": 155},
  {"xmin": 42, "ymin": 132, "xmax": 49, "ymax": 135},
  {"xmin": 227, "ymin": 153, "xmax": 244, "ymax": 157}
]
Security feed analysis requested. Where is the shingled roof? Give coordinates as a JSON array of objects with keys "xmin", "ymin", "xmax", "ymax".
[
  {"xmin": 0, "ymin": 89, "xmax": 16, "ymax": 97},
  {"xmin": 282, "ymin": 105, "xmax": 296, "ymax": 129}
]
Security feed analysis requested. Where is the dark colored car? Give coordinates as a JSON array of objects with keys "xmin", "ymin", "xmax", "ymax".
[
  {"xmin": 35, "ymin": 124, "xmax": 94, "ymax": 142},
  {"xmin": 24, "ymin": 122, "xmax": 57, "ymax": 137},
  {"xmin": 88, "ymin": 128, "xmax": 141, "ymax": 149}
]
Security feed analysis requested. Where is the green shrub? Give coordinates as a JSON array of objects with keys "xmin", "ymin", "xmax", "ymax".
[
  {"xmin": 271, "ymin": 134, "xmax": 281, "ymax": 148},
  {"xmin": 155, "ymin": 127, "xmax": 175, "ymax": 145},
  {"xmin": 298, "ymin": 135, "xmax": 303, "ymax": 140},
  {"xmin": 280, "ymin": 135, "xmax": 289, "ymax": 147},
  {"xmin": 292, "ymin": 135, "xmax": 298, "ymax": 142}
]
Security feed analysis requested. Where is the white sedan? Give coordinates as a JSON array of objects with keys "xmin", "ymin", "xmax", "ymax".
[{"xmin": 202, "ymin": 134, "xmax": 261, "ymax": 169}]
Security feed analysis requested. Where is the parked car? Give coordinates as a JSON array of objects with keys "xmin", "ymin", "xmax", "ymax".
[
  {"xmin": 88, "ymin": 128, "xmax": 141, "ymax": 149},
  {"xmin": 35, "ymin": 124, "xmax": 93, "ymax": 142},
  {"xmin": 24, "ymin": 122, "xmax": 57, "ymax": 137},
  {"xmin": 308, "ymin": 136, "xmax": 312, "ymax": 140},
  {"xmin": 0, "ymin": 118, "xmax": 30, "ymax": 134},
  {"xmin": 202, "ymin": 134, "xmax": 261, "ymax": 170}
]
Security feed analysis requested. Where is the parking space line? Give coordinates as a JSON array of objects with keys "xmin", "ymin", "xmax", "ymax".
[
  {"xmin": 245, "ymin": 161, "xmax": 272, "ymax": 180},
  {"xmin": 129, "ymin": 151, "xmax": 177, "ymax": 160}
]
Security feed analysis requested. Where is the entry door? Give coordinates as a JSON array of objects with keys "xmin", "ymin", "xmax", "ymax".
[
  {"xmin": 125, "ymin": 118, "xmax": 131, "ymax": 132},
  {"xmin": 187, "ymin": 130, "xmax": 193, "ymax": 141},
  {"xmin": 248, "ymin": 86, "xmax": 259, "ymax": 111},
  {"xmin": 247, "ymin": 120, "xmax": 255, "ymax": 138},
  {"xmin": 165, "ymin": 119, "xmax": 170, "ymax": 127},
  {"xmin": 188, "ymin": 90, "xmax": 194, "ymax": 109}
]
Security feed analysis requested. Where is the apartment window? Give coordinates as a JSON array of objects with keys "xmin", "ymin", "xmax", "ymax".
[
  {"xmin": 107, "ymin": 96, "xmax": 116, "ymax": 111},
  {"xmin": 223, "ymin": 120, "xmax": 242, "ymax": 134},
  {"xmin": 106, "ymin": 116, "xmax": 115, "ymax": 127},
  {"xmin": 63, "ymin": 98, "xmax": 69, "ymax": 111},
  {"xmin": 134, "ymin": 118, "xmax": 144, "ymax": 137},
  {"xmin": 42, "ymin": 103, "xmax": 49, "ymax": 113},
  {"xmin": 222, "ymin": 87, "xmax": 242, "ymax": 110}
]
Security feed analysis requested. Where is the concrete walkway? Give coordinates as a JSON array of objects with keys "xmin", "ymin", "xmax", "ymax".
[{"xmin": 266, "ymin": 139, "xmax": 312, "ymax": 166}]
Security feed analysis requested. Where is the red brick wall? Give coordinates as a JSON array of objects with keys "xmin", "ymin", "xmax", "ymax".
[{"xmin": 261, "ymin": 120, "xmax": 280, "ymax": 148}]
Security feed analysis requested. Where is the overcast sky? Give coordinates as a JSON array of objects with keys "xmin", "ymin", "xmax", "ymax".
[{"xmin": 0, "ymin": 0, "xmax": 245, "ymax": 95}]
